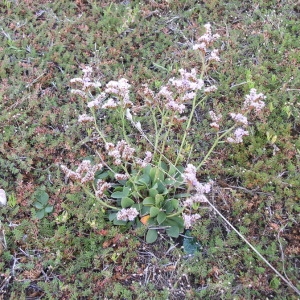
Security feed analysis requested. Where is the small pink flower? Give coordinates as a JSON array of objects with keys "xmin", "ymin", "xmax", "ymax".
[
  {"xmin": 102, "ymin": 98, "xmax": 118, "ymax": 109},
  {"xmin": 183, "ymin": 213, "xmax": 201, "ymax": 229},
  {"xmin": 95, "ymin": 180, "xmax": 111, "ymax": 198},
  {"xmin": 204, "ymin": 85, "xmax": 217, "ymax": 93},
  {"xmin": 115, "ymin": 173, "xmax": 129, "ymax": 181},
  {"xmin": 208, "ymin": 49, "xmax": 220, "ymax": 62},
  {"xmin": 209, "ymin": 111, "xmax": 222, "ymax": 129},
  {"xmin": 183, "ymin": 164, "xmax": 199, "ymax": 188},
  {"xmin": 78, "ymin": 114, "xmax": 94, "ymax": 123},
  {"xmin": 227, "ymin": 128, "xmax": 249, "ymax": 144},
  {"xmin": 229, "ymin": 113, "xmax": 248, "ymax": 126},
  {"xmin": 165, "ymin": 100, "xmax": 186, "ymax": 114},
  {"xmin": 116, "ymin": 208, "xmax": 139, "ymax": 222},
  {"xmin": 243, "ymin": 88, "xmax": 266, "ymax": 113}
]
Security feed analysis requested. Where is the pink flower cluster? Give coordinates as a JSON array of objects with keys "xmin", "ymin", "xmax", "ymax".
[
  {"xmin": 70, "ymin": 67, "xmax": 134, "ymax": 111},
  {"xmin": 116, "ymin": 208, "xmax": 139, "ymax": 222},
  {"xmin": 87, "ymin": 92, "xmax": 107, "ymax": 108},
  {"xmin": 243, "ymin": 88, "xmax": 266, "ymax": 113},
  {"xmin": 70, "ymin": 66, "xmax": 101, "ymax": 90},
  {"xmin": 182, "ymin": 164, "xmax": 212, "ymax": 194},
  {"xmin": 229, "ymin": 113, "xmax": 248, "ymax": 126},
  {"xmin": 104, "ymin": 78, "xmax": 133, "ymax": 108},
  {"xmin": 169, "ymin": 68, "xmax": 204, "ymax": 93},
  {"xmin": 135, "ymin": 151, "xmax": 153, "ymax": 168},
  {"xmin": 182, "ymin": 164, "xmax": 212, "ymax": 229},
  {"xmin": 227, "ymin": 128, "xmax": 249, "ymax": 144},
  {"xmin": 208, "ymin": 88, "xmax": 265, "ymax": 144},
  {"xmin": 209, "ymin": 110, "xmax": 222, "ymax": 129},
  {"xmin": 226, "ymin": 89, "xmax": 265, "ymax": 143},
  {"xmin": 114, "ymin": 173, "xmax": 130, "ymax": 181},
  {"xmin": 95, "ymin": 180, "xmax": 111, "ymax": 198},
  {"xmin": 183, "ymin": 213, "xmax": 201, "ymax": 229},
  {"xmin": 105, "ymin": 140, "xmax": 135, "ymax": 165},
  {"xmin": 78, "ymin": 114, "xmax": 94, "ymax": 123},
  {"xmin": 141, "ymin": 68, "xmax": 208, "ymax": 116},
  {"xmin": 192, "ymin": 23, "xmax": 220, "ymax": 54},
  {"xmin": 61, "ymin": 160, "xmax": 102, "ymax": 184}
]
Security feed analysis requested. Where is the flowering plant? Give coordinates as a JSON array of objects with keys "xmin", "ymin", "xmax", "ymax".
[{"xmin": 61, "ymin": 24, "xmax": 266, "ymax": 243}]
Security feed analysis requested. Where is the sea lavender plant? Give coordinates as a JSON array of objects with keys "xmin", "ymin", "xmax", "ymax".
[{"xmin": 61, "ymin": 24, "xmax": 266, "ymax": 243}]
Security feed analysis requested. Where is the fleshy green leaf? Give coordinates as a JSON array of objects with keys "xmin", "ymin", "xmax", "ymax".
[
  {"xmin": 164, "ymin": 199, "xmax": 179, "ymax": 213},
  {"xmin": 111, "ymin": 187, "xmax": 130, "ymax": 198},
  {"xmin": 131, "ymin": 203, "xmax": 142, "ymax": 211},
  {"xmin": 36, "ymin": 210, "xmax": 45, "ymax": 219},
  {"xmin": 155, "ymin": 194, "xmax": 164, "ymax": 207},
  {"xmin": 137, "ymin": 174, "xmax": 150, "ymax": 185},
  {"xmin": 44, "ymin": 206, "xmax": 53, "ymax": 213},
  {"xmin": 121, "ymin": 197, "xmax": 135, "ymax": 208},
  {"xmin": 142, "ymin": 164, "xmax": 151, "ymax": 175},
  {"xmin": 166, "ymin": 225, "xmax": 180, "ymax": 238},
  {"xmin": 157, "ymin": 211, "xmax": 166, "ymax": 224},
  {"xmin": 164, "ymin": 178, "xmax": 175, "ymax": 185},
  {"xmin": 149, "ymin": 188, "xmax": 158, "ymax": 198},
  {"xmin": 150, "ymin": 206, "xmax": 160, "ymax": 217},
  {"xmin": 109, "ymin": 212, "xmax": 117, "ymax": 221},
  {"xmin": 159, "ymin": 161, "xmax": 168, "ymax": 172},
  {"xmin": 37, "ymin": 191, "xmax": 49, "ymax": 205},
  {"xmin": 143, "ymin": 197, "xmax": 155, "ymax": 206},
  {"xmin": 157, "ymin": 181, "xmax": 166, "ymax": 194},
  {"xmin": 33, "ymin": 202, "xmax": 44, "ymax": 210},
  {"xmin": 146, "ymin": 229, "xmax": 158, "ymax": 243},
  {"xmin": 113, "ymin": 218, "xmax": 127, "ymax": 225},
  {"xmin": 141, "ymin": 206, "xmax": 151, "ymax": 215}
]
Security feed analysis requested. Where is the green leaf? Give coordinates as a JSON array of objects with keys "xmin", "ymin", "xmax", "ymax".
[
  {"xmin": 164, "ymin": 178, "xmax": 175, "ymax": 185},
  {"xmin": 149, "ymin": 167, "xmax": 164, "ymax": 184},
  {"xmin": 109, "ymin": 212, "xmax": 117, "ymax": 221},
  {"xmin": 33, "ymin": 202, "xmax": 44, "ymax": 209},
  {"xmin": 146, "ymin": 229, "xmax": 158, "ymax": 243},
  {"xmin": 166, "ymin": 225, "xmax": 180, "ymax": 238},
  {"xmin": 141, "ymin": 206, "xmax": 151, "ymax": 215},
  {"xmin": 149, "ymin": 167, "xmax": 157, "ymax": 183},
  {"xmin": 95, "ymin": 170, "xmax": 111, "ymax": 180},
  {"xmin": 155, "ymin": 194, "xmax": 164, "ymax": 207},
  {"xmin": 111, "ymin": 187, "xmax": 130, "ymax": 198},
  {"xmin": 164, "ymin": 199, "xmax": 178, "ymax": 213},
  {"xmin": 37, "ymin": 191, "xmax": 49, "ymax": 205},
  {"xmin": 113, "ymin": 218, "xmax": 128, "ymax": 225},
  {"xmin": 143, "ymin": 197, "xmax": 155, "ymax": 206},
  {"xmin": 149, "ymin": 187, "xmax": 158, "ymax": 198},
  {"xmin": 157, "ymin": 181, "xmax": 166, "ymax": 194},
  {"xmin": 168, "ymin": 164, "xmax": 178, "ymax": 176},
  {"xmin": 150, "ymin": 207, "xmax": 160, "ymax": 217},
  {"xmin": 157, "ymin": 211, "xmax": 166, "ymax": 224},
  {"xmin": 121, "ymin": 197, "xmax": 135, "ymax": 208},
  {"xmin": 171, "ymin": 216, "xmax": 184, "ymax": 231},
  {"xmin": 159, "ymin": 161, "xmax": 168, "ymax": 172},
  {"xmin": 131, "ymin": 203, "xmax": 142, "ymax": 211},
  {"xmin": 44, "ymin": 206, "xmax": 53, "ymax": 213},
  {"xmin": 142, "ymin": 164, "xmax": 152, "ymax": 175},
  {"xmin": 137, "ymin": 174, "xmax": 150, "ymax": 185},
  {"xmin": 36, "ymin": 210, "xmax": 45, "ymax": 219}
]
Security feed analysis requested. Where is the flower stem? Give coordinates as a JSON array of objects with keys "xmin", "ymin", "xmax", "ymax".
[
  {"xmin": 82, "ymin": 185, "xmax": 119, "ymax": 211},
  {"xmin": 196, "ymin": 125, "xmax": 236, "ymax": 170}
]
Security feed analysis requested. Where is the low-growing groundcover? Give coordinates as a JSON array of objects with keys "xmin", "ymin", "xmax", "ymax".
[{"xmin": 0, "ymin": 0, "xmax": 300, "ymax": 299}]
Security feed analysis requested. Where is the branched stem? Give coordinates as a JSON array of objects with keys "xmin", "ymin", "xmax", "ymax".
[
  {"xmin": 197, "ymin": 125, "xmax": 236, "ymax": 170},
  {"xmin": 207, "ymin": 193, "xmax": 300, "ymax": 296},
  {"xmin": 82, "ymin": 185, "xmax": 119, "ymax": 211}
]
